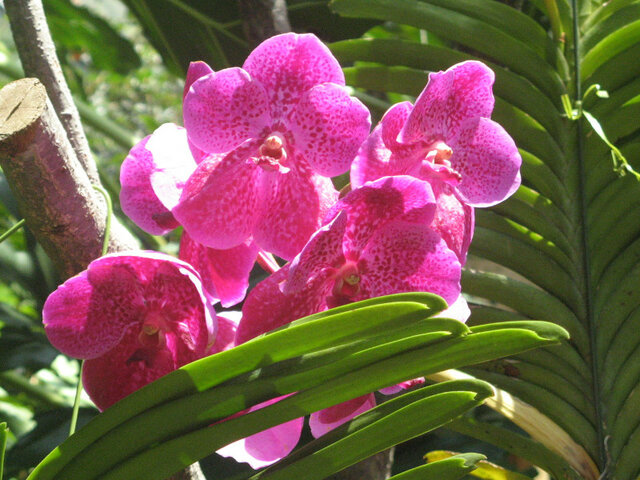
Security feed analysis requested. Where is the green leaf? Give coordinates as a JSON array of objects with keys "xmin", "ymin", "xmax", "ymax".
[
  {"xmin": 329, "ymin": 1, "xmax": 640, "ymax": 478},
  {"xmin": 426, "ymin": 450, "xmax": 531, "ymax": 480},
  {"xmin": 0, "ymin": 422, "xmax": 7, "ymax": 480},
  {"xmin": 389, "ymin": 453, "xmax": 485, "ymax": 480},
  {"xmin": 26, "ymin": 290, "xmax": 566, "ymax": 480},
  {"xmin": 120, "ymin": 0, "xmax": 376, "ymax": 74},
  {"xmin": 252, "ymin": 380, "xmax": 493, "ymax": 480},
  {"xmin": 43, "ymin": 0, "xmax": 141, "ymax": 74}
]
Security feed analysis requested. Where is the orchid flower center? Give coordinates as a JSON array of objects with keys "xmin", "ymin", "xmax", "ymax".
[
  {"xmin": 332, "ymin": 262, "xmax": 361, "ymax": 299},
  {"xmin": 138, "ymin": 310, "xmax": 168, "ymax": 349},
  {"xmin": 430, "ymin": 141, "xmax": 453, "ymax": 166},
  {"xmin": 421, "ymin": 140, "xmax": 462, "ymax": 183},
  {"xmin": 252, "ymin": 133, "xmax": 290, "ymax": 173}
]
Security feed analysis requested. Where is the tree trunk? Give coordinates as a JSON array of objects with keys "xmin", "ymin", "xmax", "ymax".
[
  {"xmin": 4, "ymin": 0, "xmax": 100, "ymax": 185},
  {"xmin": 237, "ymin": 0, "xmax": 292, "ymax": 48},
  {"xmin": 0, "ymin": 78, "xmax": 137, "ymax": 279}
]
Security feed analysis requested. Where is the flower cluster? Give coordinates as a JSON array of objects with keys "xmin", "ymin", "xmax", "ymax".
[{"xmin": 43, "ymin": 33, "xmax": 521, "ymax": 468}]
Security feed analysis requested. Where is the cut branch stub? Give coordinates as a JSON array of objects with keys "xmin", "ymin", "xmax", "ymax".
[
  {"xmin": 4, "ymin": 0, "xmax": 100, "ymax": 185},
  {"xmin": 0, "ymin": 78, "xmax": 138, "ymax": 279}
]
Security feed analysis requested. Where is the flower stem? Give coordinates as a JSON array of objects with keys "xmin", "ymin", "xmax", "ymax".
[
  {"xmin": 0, "ymin": 219, "xmax": 25, "ymax": 244},
  {"xmin": 0, "ymin": 422, "xmax": 7, "ymax": 480},
  {"xmin": 68, "ymin": 360, "xmax": 84, "ymax": 436}
]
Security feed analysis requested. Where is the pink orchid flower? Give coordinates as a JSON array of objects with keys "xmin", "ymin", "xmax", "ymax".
[
  {"xmin": 120, "ymin": 123, "xmax": 198, "ymax": 235},
  {"xmin": 120, "ymin": 122, "xmax": 260, "ymax": 307},
  {"xmin": 355, "ymin": 61, "xmax": 521, "ymax": 210},
  {"xmin": 42, "ymin": 251, "xmax": 217, "ymax": 411},
  {"xmin": 352, "ymin": 102, "xmax": 475, "ymax": 263},
  {"xmin": 176, "ymin": 33, "xmax": 371, "ymax": 260},
  {"xmin": 225, "ymin": 175, "xmax": 462, "ymax": 467}
]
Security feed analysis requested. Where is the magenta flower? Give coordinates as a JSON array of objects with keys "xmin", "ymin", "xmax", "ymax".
[
  {"xmin": 175, "ymin": 33, "xmax": 371, "ymax": 260},
  {"xmin": 120, "ymin": 60, "xmax": 217, "ymax": 235},
  {"xmin": 225, "ymin": 176, "xmax": 462, "ymax": 467},
  {"xmin": 352, "ymin": 102, "xmax": 474, "ymax": 263},
  {"xmin": 355, "ymin": 61, "xmax": 521, "ymax": 210},
  {"xmin": 119, "ymin": 122, "xmax": 260, "ymax": 307},
  {"xmin": 42, "ymin": 252, "xmax": 216, "ymax": 410},
  {"xmin": 120, "ymin": 123, "xmax": 198, "ymax": 235}
]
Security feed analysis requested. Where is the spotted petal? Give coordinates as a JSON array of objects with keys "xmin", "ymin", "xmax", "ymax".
[
  {"xmin": 82, "ymin": 326, "xmax": 175, "ymax": 410},
  {"xmin": 291, "ymin": 83, "xmax": 371, "ymax": 177},
  {"xmin": 184, "ymin": 68, "xmax": 271, "ymax": 154},
  {"xmin": 179, "ymin": 231, "xmax": 258, "ymax": 308},
  {"xmin": 400, "ymin": 61, "xmax": 495, "ymax": 143},
  {"xmin": 236, "ymin": 266, "xmax": 329, "ymax": 344},
  {"xmin": 183, "ymin": 61, "xmax": 214, "ymax": 99},
  {"xmin": 450, "ymin": 117, "xmax": 522, "ymax": 207},
  {"xmin": 328, "ymin": 176, "xmax": 437, "ymax": 259},
  {"xmin": 254, "ymin": 166, "xmax": 338, "ymax": 261},
  {"xmin": 43, "ymin": 260, "xmax": 144, "ymax": 360},
  {"xmin": 243, "ymin": 33, "xmax": 344, "ymax": 120},
  {"xmin": 357, "ymin": 219, "xmax": 461, "ymax": 305},
  {"xmin": 173, "ymin": 145, "xmax": 261, "ymax": 249},
  {"xmin": 351, "ymin": 102, "xmax": 423, "ymax": 188},
  {"xmin": 144, "ymin": 123, "xmax": 198, "ymax": 210},
  {"xmin": 120, "ymin": 135, "xmax": 180, "ymax": 235},
  {"xmin": 432, "ymin": 182, "xmax": 474, "ymax": 264},
  {"xmin": 285, "ymin": 212, "xmax": 347, "ymax": 294}
]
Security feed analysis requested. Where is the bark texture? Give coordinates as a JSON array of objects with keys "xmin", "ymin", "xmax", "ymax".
[
  {"xmin": 327, "ymin": 448, "xmax": 395, "ymax": 480},
  {"xmin": 238, "ymin": 0, "xmax": 292, "ymax": 47},
  {"xmin": 0, "ymin": 78, "xmax": 138, "ymax": 279},
  {"xmin": 4, "ymin": 0, "xmax": 100, "ymax": 185}
]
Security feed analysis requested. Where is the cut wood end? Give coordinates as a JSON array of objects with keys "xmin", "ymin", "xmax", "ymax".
[{"xmin": 0, "ymin": 78, "xmax": 47, "ymax": 150}]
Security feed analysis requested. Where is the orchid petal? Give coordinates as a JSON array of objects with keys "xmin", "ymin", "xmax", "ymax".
[
  {"xmin": 431, "ymin": 182, "xmax": 474, "ymax": 264},
  {"xmin": 328, "ymin": 176, "xmax": 436, "ymax": 259},
  {"xmin": 285, "ymin": 212, "xmax": 347, "ymax": 294},
  {"xmin": 144, "ymin": 261, "xmax": 213, "ymax": 355},
  {"xmin": 291, "ymin": 83, "xmax": 371, "ymax": 177},
  {"xmin": 379, "ymin": 379, "xmax": 425, "ymax": 395},
  {"xmin": 438, "ymin": 294, "xmax": 471, "ymax": 323},
  {"xmin": 179, "ymin": 231, "xmax": 258, "ymax": 307},
  {"xmin": 144, "ymin": 123, "xmax": 198, "ymax": 211},
  {"xmin": 183, "ymin": 63, "xmax": 213, "ymax": 164},
  {"xmin": 184, "ymin": 68, "xmax": 271, "ymax": 153},
  {"xmin": 400, "ymin": 61, "xmax": 495, "ymax": 143},
  {"xmin": 210, "ymin": 311, "xmax": 240, "ymax": 353},
  {"xmin": 309, "ymin": 394, "xmax": 376, "ymax": 438},
  {"xmin": 357, "ymin": 219, "xmax": 461, "ymax": 305},
  {"xmin": 243, "ymin": 33, "xmax": 344, "ymax": 120},
  {"xmin": 42, "ymin": 266, "xmax": 142, "ymax": 360},
  {"xmin": 451, "ymin": 117, "xmax": 522, "ymax": 207},
  {"xmin": 82, "ymin": 326, "xmax": 183, "ymax": 411},
  {"xmin": 217, "ymin": 396, "xmax": 304, "ymax": 469},
  {"xmin": 173, "ymin": 145, "xmax": 261, "ymax": 249},
  {"xmin": 236, "ymin": 266, "xmax": 329, "ymax": 344},
  {"xmin": 183, "ymin": 61, "xmax": 214, "ymax": 99},
  {"xmin": 351, "ymin": 103, "xmax": 423, "ymax": 189},
  {"xmin": 120, "ymin": 135, "xmax": 180, "ymax": 235},
  {"xmin": 254, "ymin": 166, "xmax": 338, "ymax": 261}
]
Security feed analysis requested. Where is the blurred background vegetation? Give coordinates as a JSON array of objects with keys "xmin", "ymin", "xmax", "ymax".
[{"xmin": 0, "ymin": 1, "xmax": 602, "ymax": 479}]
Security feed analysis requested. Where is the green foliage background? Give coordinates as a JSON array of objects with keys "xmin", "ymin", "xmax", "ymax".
[{"xmin": 1, "ymin": 0, "xmax": 639, "ymax": 479}]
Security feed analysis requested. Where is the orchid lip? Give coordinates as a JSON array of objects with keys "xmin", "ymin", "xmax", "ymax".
[
  {"xmin": 421, "ymin": 141, "xmax": 462, "ymax": 183},
  {"xmin": 332, "ymin": 262, "xmax": 361, "ymax": 299},
  {"xmin": 251, "ymin": 133, "xmax": 290, "ymax": 173}
]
